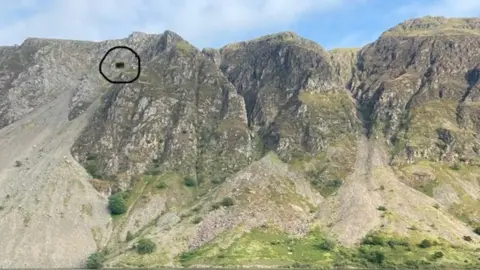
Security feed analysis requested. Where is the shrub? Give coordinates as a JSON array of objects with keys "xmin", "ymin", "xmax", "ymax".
[
  {"xmin": 317, "ymin": 237, "xmax": 337, "ymax": 251},
  {"xmin": 361, "ymin": 250, "xmax": 385, "ymax": 264},
  {"xmin": 211, "ymin": 202, "xmax": 221, "ymax": 211},
  {"xmin": 474, "ymin": 227, "xmax": 480, "ymax": 235},
  {"xmin": 371, "ymin": 251, "xmax": 385, "ymax": 264},
  {"xmin": 126, "ymin": 231, "xmax": 134, "ymax": 242},
  {"xmin": 86, "ymin": 251, "xmax": 105, "ymax": 269},
  {"xmin": 419, "ymin": 239, "xmax": 433, "ymax": 249},
  {"xmin": 362, "ymin": 233, "xmax": 386, "ymax": 246},
  {"xmin": 108, "ymin": 193, "xmax": 127, "ymax": 215},
  {"xmin": 184, "ymin": 176, "xmax": 197, "ymax": 187},
  {"xmin": 192, "ymin": 217, "xmax": 203, "ymax": 224},
  {"xmin": 387, "ymin": 239, "xmax": 409, "ymax": 248},
  {"xmin": 328, "ymin": 179, "xmax": 343, "ymax": 188},
  {"xmin": 157, "ymin": 181, "xmax": 167, "ymax": 189},
  {"xmin": 433, "ymin": 251, "xmax": 444, "ymax": 259},
  {"xmin": 377, "ymin": 206, "xmax": 387, "ymax": 211},
  {"xmin": 14, "ymin": 160, "xmax": 22, "ymax": 167},
  {"xmin": 85, "ymin": 154, "xmax": 105, "ymax": 179},
  {"xmin": 136, "ymin": 238, "xmax": 157, "ymax": 254},
  {"xmin": 220, "ymin": 197, "xmax": 234, "ymax": 207},
  {"xmin": 179, "ymin": 251, "xmax": 195, "ymax": 263},
  {"xmin": 463, "ymin": 235, "xmax": 473, "ymax": 242}
]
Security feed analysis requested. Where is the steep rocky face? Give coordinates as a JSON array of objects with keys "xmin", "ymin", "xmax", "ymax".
[
  {"xmin": 354, "ymin": 17, "xmax": 480, "ymax": 166},
  {"xmin": 217, "ymin": 32, "xmax": 360, "ymax": 192},
  {"xmin": 72, "ymin": 31, "xmax": 254, "ymax": 189}
]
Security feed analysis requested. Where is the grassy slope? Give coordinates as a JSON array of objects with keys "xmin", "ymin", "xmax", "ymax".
[
  {"xmin": 390, "ymin": 98, "xmax": 480, "ymax": 228},
  {"xmin": 179, "ymin": 226, "xmax": 480, "ymax": 269}
]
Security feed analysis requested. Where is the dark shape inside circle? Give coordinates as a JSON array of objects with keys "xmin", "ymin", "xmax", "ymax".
[
  {"xmin": 115, "ymin": 62, "xmax": 125, "ymax": 69},
  {"xmin": 99, "ymin": 46, "xmax": 141, "ymax": 84}
]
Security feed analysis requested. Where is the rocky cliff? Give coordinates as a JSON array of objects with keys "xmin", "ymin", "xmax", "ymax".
[{"xmin": 0, "ymin": 16, "xmax": 480, "ymax": 269}]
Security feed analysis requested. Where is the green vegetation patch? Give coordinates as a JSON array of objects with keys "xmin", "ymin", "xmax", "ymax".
[
  {"xmin": 397, "ymin": 160, "xmax": 480, "ymax": 227},
  {"xmin": 176, "ymin": 227, "xmax": 480, "ymax": 269},
  {"xmin": 384, "ymin": 17, "xmax": 480, "ymax": 37},
  {"xmin": 289, "ymin": 135, "xmax": 356, "ymax": 197},
  {"xmin": 136, "ymin": 238, "xmax": 157, "ymax": 254},
  {"xmin": 86, "ymin": 249, "xmax": 108, "ymax": 269},
  {"xmin": 108, "ymin": 191, "xmax": 129, "ymax": 215},
  {"xmin": 175, "ymin": 40, "xmax": 198, "ymax": 56}
]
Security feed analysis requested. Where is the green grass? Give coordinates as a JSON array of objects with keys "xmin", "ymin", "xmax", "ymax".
[
  {"xmin": 175, "ymin": 41, "xmax": 197, "ymax": 56},
  {"xmin": 417, "ymin": 179, "xmax": 440, "ymax": 197},
  {"xmin": 384, "ymin": 17, "xmax": 480, "ymax": 37},
  {"xmin": 110, "ymin": 172, "xmax": 194, "ymax": 230},
  {"xmin": 221, "ymin": 31, "xmax": 323, "ymax": 53},
  {"xmin": 176, "ymin": 226, "xmax": 480, "ymax": 269},
  {"xmin": 396, "ymin": 160, "xmax": 480, "ymax": 227}
]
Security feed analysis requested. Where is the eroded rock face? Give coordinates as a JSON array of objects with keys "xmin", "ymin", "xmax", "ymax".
[
  {"xmin": 71, "ymin": 31, "xmax": 361, "ymax": 189},
  {"xmin": 218, "ymin": 32, "xmax": 359, "ymax": 161},
  {"xmin": 353, "ymin": 17, "xmax": 480, "ymax": 165},
  {"xmin": 71, "ymin": 31, "xmax": 254, "ymax": 188}
]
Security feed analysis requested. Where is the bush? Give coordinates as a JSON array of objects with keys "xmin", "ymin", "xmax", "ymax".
[
  {"xmin": 108, "ymin": 193, "xmax": 127, "ymax": 215},
  {"xmin": 433, "ymin": 251, "xmax": 444, "ymax": 259},
  {"xmin": 85, "ymin": 154, "xmax": 105, "ymax": 179},
  {"xmin": 377, "ymin": 206, "xmax": 387, "ymax": 211},
  {"xmin": 362, "ymin": 233, "xmax": 386, "ymax": 246},
  {"xmin": 371, "ymin": 251, "xmax": 385, "ymax": 264},
  {"xmin": 328, "ymin": 179, "xmax": 343, "ymax": 188},
  {"xmin": 179, "ymin": 251, "xmax": 196, "ymax": 263},
  {"xmin": 192, "ymin": 217, "xmax": 203, "ymax": 224},
  {"xmin": 126, "ymin": 231, "xmax": 134, "ymax": 242},
  {"xmin": 317, "ymin": 237, "xmax": 337, "ymax": 251},
  {"xmin": 136, "ymin": 238, "xmax": 157, "ymax": 254},
  {"xmin": 14, "ymin": 160, "xmax": 22, "ymax": 167},
  {"xmin": 220, "ymin": 197, "xmax": 234, "ymax": 207},
  {"xmin": 419, "ymin": 239, "xmax": 433, "ymax": 249},
  {"xmin": 463, "ymin": 235, "xmax": 473, "ymax": 242},
  {"xmin": 86, "ymin": 251, "xmax": 105, "ymax": 269},
  {"xmin": 157, "ymin": 181, "xmax": 167, "ymax": 189},
  {"xmin": 211, "ymin": 203, "xmax": 221, "ymax": 211},
  {"xmin": 474, "ymin": 227, "xmax": 480, "ymax": 235},
  {"xmin": 360, "ymin": 250, "xmax": 385, "ymax": 264},
  {"xmin": 387, "ymin": 239, "xmax": 409, "ymax": 248},
  {"xmin": 184, "ymin": 176, "xmax": 197, "ymax": 187}
]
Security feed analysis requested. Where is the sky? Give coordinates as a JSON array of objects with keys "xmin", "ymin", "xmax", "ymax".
[{"xmin": 1, "ymin": 0, "xmax": 480, "ymax": 50}]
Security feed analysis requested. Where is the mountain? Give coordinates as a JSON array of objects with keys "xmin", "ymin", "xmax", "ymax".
[{"xmin": 0, "ymin": 16, "xmax": 480, "ymax": 269}]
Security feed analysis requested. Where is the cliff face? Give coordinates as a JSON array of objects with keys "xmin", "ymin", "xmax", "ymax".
[
  {"xmin": 0, "ymin": 16, "xmax": 480, "ymax": 269},
  {"xmin": 354, "ymin": 17, "xmax": 480, "ymax": 165},
  {"xmin": 72, "ymin": 31, "xmax": 254, "ymax": 189}
]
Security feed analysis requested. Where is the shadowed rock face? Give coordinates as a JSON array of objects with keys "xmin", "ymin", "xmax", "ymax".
[{"xmin": 1, "ymin": 16, "xmax": 480, "ymax": 268}]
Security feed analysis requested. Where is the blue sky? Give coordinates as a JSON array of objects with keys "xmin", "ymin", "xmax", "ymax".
[{"xmin": 1, "ymin": 0, "xmax": 480, "ymax": 50}]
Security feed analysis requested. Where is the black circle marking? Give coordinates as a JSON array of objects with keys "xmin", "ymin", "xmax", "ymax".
[{"xmin": 99, "ymin": 46, "xmax": 141, "ymax": 84}]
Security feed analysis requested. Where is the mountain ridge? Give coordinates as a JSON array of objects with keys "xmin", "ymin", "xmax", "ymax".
[{"xmin": 0, "ymin": 16, "xmax": 480, "ymax": 269}]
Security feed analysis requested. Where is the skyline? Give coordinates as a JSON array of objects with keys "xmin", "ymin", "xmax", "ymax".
[{"xmin": 1, "ymin": 0, "xmax": 480, "ymax": 50}]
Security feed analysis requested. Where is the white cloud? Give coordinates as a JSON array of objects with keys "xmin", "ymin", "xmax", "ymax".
[
  {"xmin": 397, "ymin": 0, "xmax": 480, "ymax": 18},
  {"xmin": 0, "ymin": 0, "xmax": 355, "ymax": 48}
]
